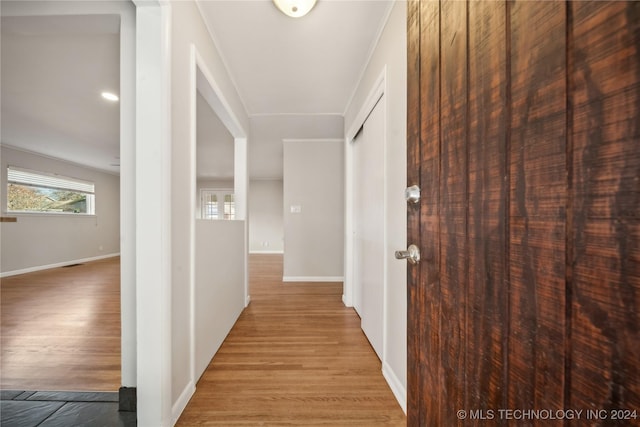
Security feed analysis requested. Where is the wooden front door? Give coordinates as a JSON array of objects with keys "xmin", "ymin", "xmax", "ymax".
[{"xmin": 406, "ymin": 1, "xmax": 640, "ymax": 425}]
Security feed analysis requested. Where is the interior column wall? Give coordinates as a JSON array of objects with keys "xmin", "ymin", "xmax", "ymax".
[{"xmin": 170, "ymin": 1, "xmax": 249, "ymax": 423}]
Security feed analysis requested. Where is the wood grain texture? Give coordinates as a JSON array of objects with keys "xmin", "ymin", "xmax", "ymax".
[
  {"xmin": 406, "ymin": 1, "xmax": 422, "ymax": 426},
  {"xmin": 408, "ymin": 0, "xmax": 640, "ymax": 424},
  {"xmin": 569, "ymin": 1, "xmax": 640, "ymax": 419},
  {"xmin": 439, "ymin": 1, "xmax": 468, "ymax": 424},
  {"xmin": 508, "ymin": 0, "xmax": 567, "ymax": 414},
  {"xmin": 0, "ymin": 258, "xmax": 121, "ymax": 391},
  {"xmin": 466, "ymin": 0, "xmax": 508, "ymax": 419},
  {"xmin": 417, "ymin": 0, "xmax": 442, "ymax": 425},
  {"xmin": 176, "ymin": 254, "xmax": 406, "ymax": 426}
]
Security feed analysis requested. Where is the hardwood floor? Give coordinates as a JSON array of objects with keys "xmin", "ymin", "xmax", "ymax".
[
  {"xmin": 0, "ymin": 257, "xmax": 121, "ymax": 391},
  {"xmin": 176, "ymin": 254, "xmax": 406, "ymax": 426},
  {"xmin": 2, "ymin": 254, "xmax": 407, "ymax": 425}
]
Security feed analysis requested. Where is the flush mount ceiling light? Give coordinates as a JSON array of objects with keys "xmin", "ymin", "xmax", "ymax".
[
  {"xmin": 101, "ymin": 91, "xmax": 119, "ymax": 102},
  {"xmin": 273, "ymin": 0, "xmax": 317, "ymax": 18}
]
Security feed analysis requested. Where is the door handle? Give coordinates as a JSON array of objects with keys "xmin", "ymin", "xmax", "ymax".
[
  {"xmin": 395, "ymin": 244, "xmax": 420, "ymax": 264},
  {"xmin": 404, "ymin": 185, "xmax": 420, "ymax": 204}
]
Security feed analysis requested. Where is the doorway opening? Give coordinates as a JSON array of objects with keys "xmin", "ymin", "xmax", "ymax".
[
  {"xmin": 177, "ymin": 46, "xmax": 249, "ymax": 416},
  {"xmin": 0, "ymin": 3, "xmax": 134, "ymax": 394}
]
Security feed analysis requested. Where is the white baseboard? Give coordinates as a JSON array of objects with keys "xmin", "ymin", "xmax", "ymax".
[
  {"xmin": 0, "ymin": 253, "xmax": 121, "ymax": 278},
  {"xmin": 282, "ymin": 276, "xmax": 344, "ymax": 283},
  {"xmin": 341, "ymin": 294, "xmax": 354, "ymax": 308},
  {"xmin": 382, "ymin": 361, "xmax": 407, "ymax": 415},
  {"xmin": 249, "ymin": 250, "xmax": 284, "ymax": 254},
  {"xmin": 245, "ymin": 295, "xmax": 251, "ymax": 307},
  {"xmin": 171, "ymin": 381, "xmax": 195, "ymax": 426}
]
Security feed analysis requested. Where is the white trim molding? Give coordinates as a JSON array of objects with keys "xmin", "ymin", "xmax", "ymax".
[
  {"xmin": 342, "ymin": 1, "xmax": 395, "ymax": 117},
  {"xmin": 343, "ymin": 66, "xmax": 387, "ymax": 308},
  {"xmin": 282, "ymin": 138, "xmax": 344, "ymax": 144},
  {"xmin": 0, "ymin": 253, "xmax": 120, "ymax": 278},
  {"xmin": 382, "ymin": 361, "xmax": 407, "ymax": 414},
  {"xmin": 188, "ymin": 45, "xmax": 251, "ymax": 410},
  {"xmin": 282, "ymin": 276, "xmax": 344, "ymax": 283},
  {"xmin": 135, "ymin": 1, "xmax": 173, "ymax": 425},
  {"xmin": 171, "ymin": 381, "xmax": 195, "ymax": 426}
]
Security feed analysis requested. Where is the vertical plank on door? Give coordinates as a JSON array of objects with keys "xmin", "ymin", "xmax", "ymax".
[
  {"xmin": 466, "ymin": 0, "xmax": 508, "ymax": 418},
  {"xmin": 406, "ymin": 1, "xmax": 422, "ymax": 425},
  {"xmin": 418, "ymin": 0, "xmax": 442, "ymax": 425},
  {"xmin": 508, "ymin": 0, "xmax": 567, "ymax": 416},
  {"xmin": 439, "ymin": 0, "xmax": 468, "ymax": 424},
  {"xmin": 569, "ymin": 1, "xmax": 640, "ymax": 414}
]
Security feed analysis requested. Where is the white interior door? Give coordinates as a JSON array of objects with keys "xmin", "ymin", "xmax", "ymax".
[{"xmin": 353, "ymin": 95, "xmax": 385, "ymax": 360}]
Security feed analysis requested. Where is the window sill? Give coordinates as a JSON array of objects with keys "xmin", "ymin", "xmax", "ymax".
[{"xmin": 3, "ymin": 211, "xmax": 97, "ymax": 218}]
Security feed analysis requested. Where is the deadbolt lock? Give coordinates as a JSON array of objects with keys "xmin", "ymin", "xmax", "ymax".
[{"xmin": 395, "ymin": 244, "xmax": 420, "ymax": 265}]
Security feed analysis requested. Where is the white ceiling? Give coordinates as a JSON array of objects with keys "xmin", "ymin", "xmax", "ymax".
[
  {"xmin": 197, "ymin": 0, "xmax": 392, "ymax": 116},
  {"xmin": 1, "ymin": 14, "xmax": 121, "ymax": 174},
  {"xmin": 1, "ymin": 0, "xmax": 393, "ymax": 179},
  {"xmin": 198, "ymin": 0, "xmax": 392, "ymax": 179}
]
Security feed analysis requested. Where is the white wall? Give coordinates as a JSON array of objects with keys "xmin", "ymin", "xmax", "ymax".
[
  {"xmin": 249, "ymin": 179, "xmax": 283, "ymax": 253},
  {"xmin": 195, "ymin": 219, "xmax": 245, "ymax": 379},
  {"xmin": 343, "ymin": 0, "xmax": 407, "ymax": 412},
  {"xmin": 0, "ymin": 145, "xmax": 120, "ymax": 275},
  {"xmin": 170, "ymin": 1, "xmax": 249, "ymax": 423},
  {"xmin": 283, "ymin": 139, "xmax": 344, "ymax": 281}
]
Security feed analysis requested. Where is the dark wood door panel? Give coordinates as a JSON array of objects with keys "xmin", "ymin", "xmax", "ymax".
[
  {"xmin": 406, "ymin": 1, "xmax": 422, "ymax": 425},
  {"xmin": 407, "ymin": 1, "xmax": 639, "ymax": 425},
  {"xmin": 439, "ymin": 1, "xmax": 469, "ymax": 424},
  {"xmin": 508, "ymin": 0, "xmax": 568, "ymax": 415},
  {"xmin": 416, "ymin": 0, "xmax": 442, "ymax": 425},
  {"xmin": 569, "ymin": 1, "xmax": 640, "ymax": 417},
  {"xmin": 467, "ymin": 0, "xmax": 508, "ymax": 418}
]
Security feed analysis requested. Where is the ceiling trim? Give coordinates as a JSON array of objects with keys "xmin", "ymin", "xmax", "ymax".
[
  {"xmin": 194, "ymin": 0, "xmax": 251, "ymax": 119},
  {"xmin": 342, "ymin": 0, "xmax": 395, "ymax": 117},
  {"xmin": 346, "ymin": 66, "xmax": 386, "ymax": 142},
  {"xmin": 282, "ymin": 138, "xmax": 344, "ymax": 144},
  {"xmin": 250, "ymin": 177, "xmax": 284, "ymax": 182},
  {"xmin": 194, "ymin": 45, "xmax": 247, "ymax": 139},
  {"xmin": 1, "ymin": 143, "xmax": 120, "ymax": 177},
  {"xmin": 249, "ymin": 112, "xmax": 344, "ymax": 118}
]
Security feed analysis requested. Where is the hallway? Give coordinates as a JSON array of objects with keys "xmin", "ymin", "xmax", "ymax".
[{"xmin": 177, "ymin": 254, "xmax": 406, "ymax": 426}]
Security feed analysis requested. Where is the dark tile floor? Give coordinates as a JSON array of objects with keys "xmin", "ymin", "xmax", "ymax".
[{"xmin": 1, "ymin": 390, "xmax": 136, "ymax": 427}]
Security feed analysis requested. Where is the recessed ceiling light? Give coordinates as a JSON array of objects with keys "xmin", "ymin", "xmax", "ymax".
[
  {"xmin": 273, "ymin": 0, "xmax": 317, "ymax": 18},
  {"xmin": 101, "ymin": 91, "xmax": 119, "ymax": 102}
]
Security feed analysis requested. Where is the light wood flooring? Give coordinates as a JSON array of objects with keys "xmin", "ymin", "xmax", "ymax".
[
  {"xmin": 0, "ymin": 257, "xmax": 121, "ymax": 391},
  {"xmin": 176, "ymin": 254, "xmax": 406, "ymax": 426},
  {"xmin": 1, "ymin": 254, "xmax": 406, "ymax": 425}
]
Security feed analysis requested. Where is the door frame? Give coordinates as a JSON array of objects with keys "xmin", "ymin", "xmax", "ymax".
[
  {"xmin": 182, "ymin": 44, "xmax": 250, "ymax": 421},
  {"xmin": 344, "ymin": 68, "xmax": 386, "ymax": 308},
  {"xmin": 344, "ymin": 68, "xmax": 387, "ymax": 362},
  {"xmin": 134, "ymin": 1, "xmax": 173, "ymax": 425},
  {"xmin": 0, "ymin": 0, "xmax": 137, "ymax": 399}
]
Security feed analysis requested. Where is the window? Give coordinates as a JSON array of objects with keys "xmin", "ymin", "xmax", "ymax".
[
  {"xmin": 7, "ymin": 166, "xmax": 95, "ymax": 215},
  {"xmin": 203, "ymin": 192, "xmax": 218, "ymax": 219},
  {"xmin": 201, "ymin": 189, "xmax": 234, "ymax": 220},
  {"xmin": 223, "ymin": 194, "xmax": 235, "ymax": 220}
]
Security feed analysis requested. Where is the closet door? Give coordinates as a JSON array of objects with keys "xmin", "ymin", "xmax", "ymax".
[{"xmin": 353, "ymin": 96, "xmax": 385, "ymax": 360}]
